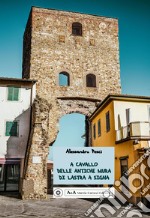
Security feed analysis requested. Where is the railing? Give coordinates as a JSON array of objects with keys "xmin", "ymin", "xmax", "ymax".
[{"xmin": 116, "ymin": 122, "xmax": 150, "ymax": 141}]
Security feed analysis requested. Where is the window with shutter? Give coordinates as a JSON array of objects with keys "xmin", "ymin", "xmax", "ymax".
[
  {"xmin": 5, "ymin": 121, "xmax": 18, "ymax": 136},
  {"xmin": 7, "ymin": 87, "xmax": 19, "ymax": 101},
  {"xmin": 93, "ymin": 124, "xmax": 96, "ymax": 139},
  {"xmin": 106, "ymin": 111, "xmax": 110, "ymax": 132},
  {"xmin": 8, "ymin": 87, "xmax": 13, "ymax": 101},
  {"xmin": 98, "ymin": 119, "xmax": 101, "ymax": 136}
]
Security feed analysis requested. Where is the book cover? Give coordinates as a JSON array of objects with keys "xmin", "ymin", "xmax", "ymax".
[{"xmin": 0, "ymin": 0, "xmax": 150, "ymax": 217}]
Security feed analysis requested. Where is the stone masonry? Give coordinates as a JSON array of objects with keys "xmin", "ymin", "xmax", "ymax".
[
  {"xmin": 22, "ymin": 96, "xmax": 51, "ymax": 199},
  {"xmin": 22, "ymin": 7, "xmax": 121, "ymax": 199}
]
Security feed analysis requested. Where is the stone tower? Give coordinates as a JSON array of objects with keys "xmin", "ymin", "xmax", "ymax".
[{"xmin": 22, "ymin": 7, "xmax": 121, "ymax": 199}]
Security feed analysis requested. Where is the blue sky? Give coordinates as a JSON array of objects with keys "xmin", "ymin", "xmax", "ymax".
[
  {"xmin": 0, "ymin": 0, "xmax": 150, "ymax": 96},
  {"xmin": 49, "ymin": 113, "xmax": 85, "ymax": 160}
]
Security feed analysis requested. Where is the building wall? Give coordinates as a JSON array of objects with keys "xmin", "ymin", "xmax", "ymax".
[
  {"xmin": 90, "ymin": 99, "xmax": 150, "ymax": 203},
  {"xmin": 113, "ymin": 100, "xmax": 150, "ymax": 202},
  {"xmin": 90, "ymin": 101, "xmax": 135, "ymax": 182},
  {"xmin": 23, "ymin": 7, "xmax": 121, "ymax": 101},
  {"xmin": 114, "ymin": 100, "xmax": 150, "ymax": 130},
  {"xmin": 22, "ymin": 6, "xmax": 122, "ymax": 148},
  {"xmin": 0, "ymin": 84, "xmax": 35, "ymax": 159},
  {"xmin": 91, "ymin": 101, "xmax": 116, "ymax": 147}
]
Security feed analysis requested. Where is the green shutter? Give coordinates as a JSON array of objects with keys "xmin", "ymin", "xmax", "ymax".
[
  {"xmin": 6, "ymin": 121, "xmax": 18, "ymax": 136},
  {"xmin": 13, "ymin": 88, "xmax": 19, "ymax": 101},
  {"xmin": 11, "ymin": 122, "xmax": 18, "ymax": 136},
  {"xmin": 6, "ymin": 122, "xmax": 13, "ymax": 136},
  {"xmin": 7, "ymin": 87, "xmax": 19, "ymax": 101},
  {"xmin": 7, "ymin": 87, "xmax": 13, "ymax": 101}
]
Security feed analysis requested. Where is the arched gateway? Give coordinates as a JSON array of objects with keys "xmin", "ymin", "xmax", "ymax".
[{"xmin": 22, "ymin": 7, "xmax": 121, "ymax": 199}]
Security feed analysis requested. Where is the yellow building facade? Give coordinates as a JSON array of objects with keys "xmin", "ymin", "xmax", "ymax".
[{"xmin": 89, "ymin": 94, "xmax": 150, "ymax": 205}]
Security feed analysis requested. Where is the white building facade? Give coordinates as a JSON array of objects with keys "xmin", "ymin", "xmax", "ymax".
[
  {"xmin": 114, "ymin": 95, "xmax": 150, "ymax": 148},
  {"xmin": 0, "ymin": 78, "xmax": 36, "ymax": 192}
]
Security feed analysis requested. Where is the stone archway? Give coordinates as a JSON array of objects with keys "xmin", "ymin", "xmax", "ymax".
[
  {"xmin": 21, "ymin": 96, "xmax": 100, "ymax": 199},
  {"xmin": 49, "ymin": 97, "xmax": 100, "ymax": 145}
]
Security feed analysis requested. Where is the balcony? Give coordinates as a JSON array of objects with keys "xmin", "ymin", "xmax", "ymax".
[{"xmin": 116, "ymin": 122, "xmax": 150, "ymax": 142}]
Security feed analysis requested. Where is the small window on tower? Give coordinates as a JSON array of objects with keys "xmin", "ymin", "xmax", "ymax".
[
  {"xmin": 72, "ymin": 22, "xmax": 82, "ymax": 36},
  {"xmin": 86, "ymin": 74, "xmax": 96, "ymax": 87},
  {"xmin": 59, "ymin": 72, "xmax": 70, "ymax": 86}
]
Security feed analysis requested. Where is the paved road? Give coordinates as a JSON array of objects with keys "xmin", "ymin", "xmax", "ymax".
[{"xmin": 0, "ymin": 194, "xmax": 149, "ymax": 217}]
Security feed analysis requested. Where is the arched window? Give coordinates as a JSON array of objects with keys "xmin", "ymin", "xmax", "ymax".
[
  {"xmin": 72, "ymin": 22, "xmax": 82, "ymax": 36},
  {"xmin": 86, "ymin": 74, "xmax": 96, "ymax": 87},
  {"xmin": 59, "ymin": 72, "xmax": 70, "ymax": 86}
]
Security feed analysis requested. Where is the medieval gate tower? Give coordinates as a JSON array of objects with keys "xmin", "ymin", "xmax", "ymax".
[{"xmin": 22, "ymin": 7, "xmax": 121, "ymax": 199}]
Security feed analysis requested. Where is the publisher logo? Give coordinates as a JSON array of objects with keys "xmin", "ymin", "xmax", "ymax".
[
  {"xmin": 53, "ymin": 187, "xmax": 114, "ymax": 198},
  {"xmin": 53, "ymin": 188, "xmax": 63, "ymax": 197}
]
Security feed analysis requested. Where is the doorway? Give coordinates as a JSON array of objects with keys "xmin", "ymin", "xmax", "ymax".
[
  {"xmin": 120, "ymin": 158, "xmax": 129, "ymax": 193},
  {"xmin": 0, "ymin": 163, "xmax": 20, "ymax": 192}
]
